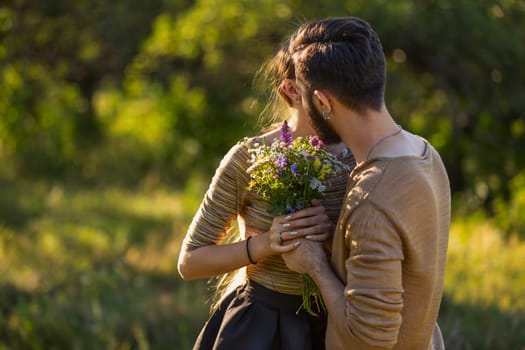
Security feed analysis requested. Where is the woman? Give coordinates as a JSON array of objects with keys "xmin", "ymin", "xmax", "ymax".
[{"xmin": 177, "ymin": 43, "xmax": 355, "ymax": 350}]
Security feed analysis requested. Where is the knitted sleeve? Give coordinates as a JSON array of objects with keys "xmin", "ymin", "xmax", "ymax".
[{"xmin": 182, "ymin": 142, "xmax": 249, "ymax": 250}]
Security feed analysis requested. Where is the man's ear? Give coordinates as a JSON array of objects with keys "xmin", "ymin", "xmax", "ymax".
[
  {"xmin": 280, "ymin": 79, "xmax": 301, "ymax": 104},
  {"xmin": 313, "ymin": 90, "xmax": 332, "ymax": 114}
]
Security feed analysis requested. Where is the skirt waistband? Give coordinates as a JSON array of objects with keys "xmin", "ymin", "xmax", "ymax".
[{"xmin": 243, "ymin": 279, "xmax": 306, "ymax": 313}]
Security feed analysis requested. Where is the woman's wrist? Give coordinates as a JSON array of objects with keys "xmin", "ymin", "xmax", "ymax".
[
  {"xmin": 245, "ymin": 236, "xmax": 257, "ymax": 264},
  {"xmin": 248, "ymin": 232, "xmax": 272, "ymax": 263}
]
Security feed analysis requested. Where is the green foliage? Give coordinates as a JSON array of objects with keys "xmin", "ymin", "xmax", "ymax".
[
  {"xmin": 2, "ymin": 0, "xmax": 524, "ymax": 196},
  {"xmin": 0, "ymin": 0, "xmax": 164, "ymax": 177},
  {"xmin": 91, "ymin": 74, "xmax": 208, "ymax": 184},
  {"xmin": 494, "ymin": 171, "xmax": 525, "ymax": 238},
  {"xmin": 0, "ymin": 62, "xmax": 80, "ymax": 175}
]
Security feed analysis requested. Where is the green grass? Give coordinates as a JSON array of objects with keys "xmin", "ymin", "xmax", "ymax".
[
  {"xmin": 1, "ymin": 177, "xmax": 525, "ymax": 349},
  {"xmin": 439, "ymin": 214, "xmax": 525, "ymax": 350},
  {"xmin": 0, "ymin": 178, "xmax": 209, "ymax": 349}
]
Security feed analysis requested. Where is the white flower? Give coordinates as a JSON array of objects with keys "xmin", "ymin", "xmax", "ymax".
[{"xmin": 309, "ymin": 178, "xmax": 323, "ymax": 191}]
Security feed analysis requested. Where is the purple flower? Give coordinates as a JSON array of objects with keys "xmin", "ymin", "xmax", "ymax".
[
  {"xmin": 309, "ymin": 135, "xmax": 324, "ymax": 150},
  {"xmin": 280, "ymin": 121, "xmax": 293, "ymax": 146},
  {"xmin": 275, "ymin": 154, "xmax": 287, "ymax": 168},
  {"xmin": 286, "ymin": 203, "xmax": 295, "ymax": 213},
  {"xmin": 290, "ymin": 163, "xmax": 298, "ymax": 177}
]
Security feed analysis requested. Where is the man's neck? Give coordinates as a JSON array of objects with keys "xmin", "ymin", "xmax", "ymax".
[{"xmin": 334, "ymin": 105, "xmax": 398, "ymax": 164}]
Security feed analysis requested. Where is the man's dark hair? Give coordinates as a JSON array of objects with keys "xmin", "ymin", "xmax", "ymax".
[{"xmin": 290, "ymin": 17, "xmax": 386, "ymax": 113}]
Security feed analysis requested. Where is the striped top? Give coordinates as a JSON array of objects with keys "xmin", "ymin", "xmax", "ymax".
[{"xmin": 183, "ymin": 137, "xmax": 355, "ymax": 295}]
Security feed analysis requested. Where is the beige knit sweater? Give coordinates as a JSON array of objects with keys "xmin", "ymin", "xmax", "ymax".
[{"xmin": 327, "ymin": 140, "xmax": 450, "ymax": 350}]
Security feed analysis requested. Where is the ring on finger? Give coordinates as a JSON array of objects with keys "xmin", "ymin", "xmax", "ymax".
[{"xmin": 279, "ymin": 232, "xmax": 284, "ymax": 245}]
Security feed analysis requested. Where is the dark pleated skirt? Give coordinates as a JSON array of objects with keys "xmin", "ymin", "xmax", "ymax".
[{"xmin": 193, "ymin": 279, "xmax": 327, "ymax": 350}]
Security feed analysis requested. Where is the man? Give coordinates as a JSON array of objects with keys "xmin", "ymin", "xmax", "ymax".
[{"xmin": 281, "ymin": 17, "xmax": 450, "ymax": 349}]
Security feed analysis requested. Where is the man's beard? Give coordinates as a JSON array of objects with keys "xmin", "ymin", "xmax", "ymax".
[{"xmin": 304, "ymin": 93, "xmax": 342, "ymax": 145}]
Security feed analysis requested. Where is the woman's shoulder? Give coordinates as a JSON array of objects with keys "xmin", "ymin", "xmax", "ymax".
[
  {"xmin": 241, "ymin": 128, "xmax": 280, "ymax": 146},
  {"xmin": 218, "ymin": 132, "xmax": 276, "ymax": 169},
  {"xmin": 230, "ymin": 128, "xmax": 281, "ymax": 153}
]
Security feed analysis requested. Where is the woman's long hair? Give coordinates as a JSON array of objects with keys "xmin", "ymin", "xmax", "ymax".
[
  {"xmin": 257, "ymin": 39, "xmax": 295, "ymax": 125},
  {"xmin": 208, "ymin": 41, "xmax": 296, "ymax": 311}
]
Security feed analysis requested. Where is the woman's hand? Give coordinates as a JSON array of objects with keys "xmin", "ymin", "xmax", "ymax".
[
  {"xmin": 268, "ymin": 199, "xmax": 332, "ymax": 253},
  {"xmin": 244, "ymin": 200, "xmax": 331, "ymax": 263}
]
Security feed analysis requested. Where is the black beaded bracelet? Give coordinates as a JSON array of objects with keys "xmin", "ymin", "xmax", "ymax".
[{"xmin": 246, "ymin": 236, "xmax": 257, "ymax": 264}]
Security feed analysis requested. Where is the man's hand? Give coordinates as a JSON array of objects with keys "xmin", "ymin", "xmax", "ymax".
[{"xmin": 281, "ymin": 238, "xmax": 328, "ymax": 274}]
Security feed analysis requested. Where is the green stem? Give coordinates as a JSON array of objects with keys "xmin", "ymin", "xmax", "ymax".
[{"xmin": 297, "ymin": 274, "xmax": 325, "ymax": 317}]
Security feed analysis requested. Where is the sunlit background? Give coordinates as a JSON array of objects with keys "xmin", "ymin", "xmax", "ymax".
[{"xmin": 1, "ymin": 1, "xmax": 524, "ymax": 349}]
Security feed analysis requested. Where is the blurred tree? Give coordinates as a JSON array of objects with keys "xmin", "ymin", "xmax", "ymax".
[
  {"xmin": 350, "ymin": 0, "xmax": 525, "ymax": 205},
  {"xmin": 1, "ymin": 0, "xmax": 524, "ymax": 206},
  {"xmin": 134, "ymin": 0, "xmax": 524, "ymax": 205},
  {"xmin": 0, "ymin": 0, "xmax": 164, "ymax": 175},
  {"xmin": 94, "ymin": 0, "xmax": 302, "ymax": 182}
]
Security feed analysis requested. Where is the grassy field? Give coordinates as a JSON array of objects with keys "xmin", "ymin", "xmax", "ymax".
[
  {"xmin": 0, "ymin": 177, "xmax": 209, "ymax": 349},
  {"xmin": 1, "ymin": 177, "xmax": 524, "ymax": 349}
]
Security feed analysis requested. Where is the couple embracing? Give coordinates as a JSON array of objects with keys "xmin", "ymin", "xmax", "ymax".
[{"xmin": 178, "ymin": 16, "xmax": 450, "ymax": 350}]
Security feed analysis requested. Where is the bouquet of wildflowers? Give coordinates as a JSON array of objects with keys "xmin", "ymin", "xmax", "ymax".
[{"xmin": 246, "ymin": 121, "xmax": 349, "ymax": 316}]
